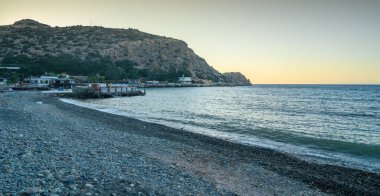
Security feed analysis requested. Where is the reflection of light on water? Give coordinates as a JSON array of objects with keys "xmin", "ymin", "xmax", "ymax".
[{"xmin": 60, "ymin": 85, "xmax": 380, "ymax": 172}]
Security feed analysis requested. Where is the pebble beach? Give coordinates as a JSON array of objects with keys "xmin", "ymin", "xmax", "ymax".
[{"xmin": 1, "ymin": 91, "xmax": 379, "ymax": 195}]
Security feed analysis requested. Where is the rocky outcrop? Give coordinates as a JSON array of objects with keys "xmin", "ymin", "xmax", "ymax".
[
  {"xmin": 223, "ymin": 72, "xmax": 251, "ymax": 86},
  {"xmin": 0, "ymin": 19, "xmax": 249, "ymax": 84}
]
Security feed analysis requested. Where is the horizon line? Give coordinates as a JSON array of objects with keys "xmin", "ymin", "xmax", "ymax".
[{"xmin": 252, "ymin": 83, "xmax": 380, "ymax": 85}]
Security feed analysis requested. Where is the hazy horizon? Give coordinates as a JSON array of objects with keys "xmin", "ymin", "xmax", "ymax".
[{"xmin": 1, "ymin": 0, "xmax": 380, "ymax": 84}]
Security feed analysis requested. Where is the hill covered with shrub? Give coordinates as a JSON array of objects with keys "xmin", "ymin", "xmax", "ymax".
[{"xmin": 0, "ymin": 19, "xmax": 251, "ymax": 85}]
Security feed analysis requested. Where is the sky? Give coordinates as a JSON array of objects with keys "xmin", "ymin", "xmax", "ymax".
[{"xmin": 1, "ymin": 0, "xmax": 380, "ymax": 84}]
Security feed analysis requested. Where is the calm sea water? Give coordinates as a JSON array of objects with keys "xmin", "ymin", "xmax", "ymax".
[{"xmin": 62, "ymin": 85, "xmax": 380, "ymax": 172}]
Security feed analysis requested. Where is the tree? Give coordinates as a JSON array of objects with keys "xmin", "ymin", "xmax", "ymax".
[
  {"xmin": 7, "ymin": 73, "xmax": 19, "ymax": 85},
  {"xmin": 88, "ymin": 74, "xmax": 105, "ymax": 83}
]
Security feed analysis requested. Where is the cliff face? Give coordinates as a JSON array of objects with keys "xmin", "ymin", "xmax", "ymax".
[{"xmin": 0, "ymin": 19, "xmax": 249, "ymax": 84}]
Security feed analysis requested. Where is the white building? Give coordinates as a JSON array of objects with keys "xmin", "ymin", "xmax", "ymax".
[
  {"xmin": 26, "ymin": 76, "xmax": 75, "ymax": 88},
  {"xmin": 146, "ymin": 80, "xmax": 160, "ymax": 85},
  {"xmin": 178, "ymin": 75, "xmax": 192, "ymax": 84},
  {"xmin": 0, "ymin": 67, "xmax": 20, "ymax": 70},
  {"xmin": 0, "ymin": 78, "xmax": 8, "ymax": 85},
  {"xmin": 28, "ymin": 76, "xmax": 58, "ymax": 87}
]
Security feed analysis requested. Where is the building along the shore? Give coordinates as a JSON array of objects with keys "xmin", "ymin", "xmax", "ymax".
[
  {"xmin": 0, "ymin": 77, "xmax": 8, "ymax": 85},
  {"xmin": 25, "ymin": 75, "xmax": 75, "ymax": 89},
  {"xmin": 0, "ymin": 66, "xmax": 20, "ymax": 71},
  {"xmin": 146, "ymin": 80, "xmax": 160, "ymax": 85},
  {"xmin": 178, "ymin": 75, "xmax": 192, "ymax": 84}
]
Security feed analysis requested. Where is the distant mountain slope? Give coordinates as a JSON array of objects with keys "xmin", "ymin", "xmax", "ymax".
[{"xmin": 0, "ymin": 19, "xmax": 251, "ymax": 84}]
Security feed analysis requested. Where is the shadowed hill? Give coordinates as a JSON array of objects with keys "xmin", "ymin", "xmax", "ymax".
[{"xmin": 0, "ymin": 19, "xmax": 251, "ymax": 84}]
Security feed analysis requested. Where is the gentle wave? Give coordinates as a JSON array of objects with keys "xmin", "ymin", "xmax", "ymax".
[{"xmin": 60, "ymin": 97, "xmax": 380, "ymax": 173}]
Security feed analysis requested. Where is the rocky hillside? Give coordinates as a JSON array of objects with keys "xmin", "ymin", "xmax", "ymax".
[
  {"xmin": 223, "ymin": 72, "xmax": 251, "ymax": 86},
  {"xmin": 0, "ymin": 19, "xmax": 251, "ymax": 84}
]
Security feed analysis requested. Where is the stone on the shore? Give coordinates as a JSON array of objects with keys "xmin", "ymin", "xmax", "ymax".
[
  {"xmin": 52, "ymin": 187, "xmax": 61, "ymax": 193},
  {"xmin": 46, "ymin": 173, "xmax": 54, "ymax": 179},
  {"xmin": 26, "ymin": 187, "xmax": 41, "ymax": 193},
  {"xmin": 69, "ymin": 184, "xmax": 77, "ymax": 190}
]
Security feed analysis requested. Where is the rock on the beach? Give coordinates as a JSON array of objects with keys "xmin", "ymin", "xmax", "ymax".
[
  {"xmin": 26, "ymin": 187, "xmax": 41, "ymax": 193},
  {"xmin": 69, "ymin": 184, "xmax": 77, "ymax": 190}
]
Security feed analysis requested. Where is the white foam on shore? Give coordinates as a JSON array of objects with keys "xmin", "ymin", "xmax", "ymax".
[{"xmin": 60, "ymin": 98, "xmax": 380, "ymax": 173}]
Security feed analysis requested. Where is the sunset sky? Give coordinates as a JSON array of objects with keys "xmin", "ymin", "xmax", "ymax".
[{"xmin": 1, "ymin": 0, "xmax": 379, "ymax": 84}]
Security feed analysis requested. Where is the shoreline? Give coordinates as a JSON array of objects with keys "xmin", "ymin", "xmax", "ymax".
[
  {"xmin": 60, "ymin": 97, "xmax": 380, "ymax": 174},
  {"xmin": 1, "ymin": 91, "xmax": 379, "ymax": 195},
  {"xmin": 56, "ymin": 95, "xmax": 380, "ymax": 194}
]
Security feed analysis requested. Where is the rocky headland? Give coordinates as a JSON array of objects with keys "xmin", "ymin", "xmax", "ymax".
[{"xmin": 0, "ymin": 19, "xmax": 251, "ymax": 85}]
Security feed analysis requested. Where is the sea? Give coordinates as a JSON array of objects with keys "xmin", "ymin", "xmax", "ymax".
[{"xmin": 61, "ymin": 85, "xmax": 380, "ymax": 172}]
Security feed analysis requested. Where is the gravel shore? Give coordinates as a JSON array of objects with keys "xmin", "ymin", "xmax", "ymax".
[{"xmin": 1, "ymin": 91, "xmax": 379, "ymax": 195}]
